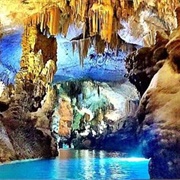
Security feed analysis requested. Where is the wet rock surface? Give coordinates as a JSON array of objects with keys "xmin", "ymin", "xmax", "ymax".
[
  {"xmin": 94, "ymin": 116, "xmax": 138, "ymax": 153},
  {"xmin": 0, "ymin": 118, "xmax": 55, "ymax": 162}
]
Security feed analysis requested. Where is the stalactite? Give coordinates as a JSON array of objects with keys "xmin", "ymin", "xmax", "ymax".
[
  {"xmin": 90, "ymin": 1, "xmax": 113, "ymax": 42},
  {"xmin": 133, "ymin": 0, "xmax": 140, "ymax": 11},
  {"xmin": 92, "ymin": 10, "xmax": 96, "ymax": 34},
  {"xmin": 47, "ymin": 6, "xmax": 61, "ymax": 35},
  {"xmin": 97, "ymin": 85, "xmax": 100, "ymax": 97},
  {"xmin": 22, "ymin": 0, "xmax": 146, "ymax": 46},
  {"xmin": 40, "ymin": 13, "xmax": 44, "ymax": 32},
  {"xmin": 82, "ymin": 22, "xmax": 86, "ymax": 39},
  {"xmin": 116, "ymin": 7, "xmax": 122, "ymax": 19},
  {"xmin": 156, "ymin": 0, "xmax": 178, "ymax": 19},
  {"xmin": 89, "ymin": 16, "xmax": 92, "ymax": 36},
  {"xmin": 57, "ymin": 0, "xmax": 66, "ymax": 10},
  {"xmin": 121, "ymin": 0, "xmax": 125, "ymax": 9},
  {"xmin": 60, "ymin": 8, "xmax": 71, "ymax": 37},
  {"xmin": 78, "ymin": 41, "xmax": 82, "ymax": 67},
  {"xmin": 72, "ymin": 37, "xmax": 90, "ymax": 67},
  {"xmin": 109, "ymin": 32, "xmax": 121, "ymax": 52},
  {"xmin": 93, "ymin": 35, "xmax": 106, "ymax": 54},
  {"xmin": 72, "ymin": 41, "xmax": 77, "ymax": 55},
  {"xmin": 176, "ymin": 6, "xmax": 180, "ymax": 27},
  {"xmin": 81, "ymin": 38, "xmax": 90, "ymax": 65},
  {"xmin": 25, "ymin": 5, "xmax": 61, "ymax": 36},
  {"xmin": 21, "ymin": 0, "xmax": 179, "ymax": 60},
  {"xmin": 70, "ymin": 0, "xmax": 88, "ymax": 22}
]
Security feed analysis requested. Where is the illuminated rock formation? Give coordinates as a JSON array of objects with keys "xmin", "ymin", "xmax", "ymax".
[
  {"xmin": 137, "ymin": 25, "xmax": 180, "ymax": 179},
  {"xmin": 53, "ymin": 80, "xmax": 139, "ymax": 152},
  {"xmin": 0, "ymin": 12, "xmax": 59, "ymax": 162},
  {"xmin": 125, "ymin": 32, "xmax": 169, "ymax": 95},
  {"xmin": 58, "ymin": 96, "xmax": 73, "ymax": 138}
]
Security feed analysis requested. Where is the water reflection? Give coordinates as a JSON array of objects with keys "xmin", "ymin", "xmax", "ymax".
[
  {"xmin": 57, "ymin": 149, "xmax": 149, "ymax": 180},
  {"xmin": 0, "ymin": 149, "xmax": 149, "ymax": 180},
  {"xmin": 58, "ymin": 149, "xmax": 126, "ymax": 159}
]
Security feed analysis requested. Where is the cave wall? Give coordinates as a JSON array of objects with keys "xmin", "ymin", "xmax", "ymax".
[
  {"xmin": 0, "ymin": 24, "xmax": 59, "ymax": 163},
  {"xmin": 0, "ymin": 2, "xmax": 180, "ymax": 179},
  {"xmin": 125, "ymin": 32, "xmax": 169, "ymax": 95},
  {"xmin": 135, "ymin": 27, "xmax": 180, "ymax": 179}
]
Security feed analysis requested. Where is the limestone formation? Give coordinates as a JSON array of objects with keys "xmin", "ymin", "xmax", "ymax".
[
  {"xmin": 0, "ymin": 13, "xmax": 59, "ymax": 162},
  {"xmin": 137, "ymin": 27, "xmax": 180, "ymax": 178},
  {"xmin": 53, "ymin": 80, "xmax": 139, "ymax": 153},
  {"xmin": 125, "ymin": 32, "xmax": 169, "ymax": 95},
  {"xmin": 58, "ymin": 96, "xmax": 73, "ymax": 138}
]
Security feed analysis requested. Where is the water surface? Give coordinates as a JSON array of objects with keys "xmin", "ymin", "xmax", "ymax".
[{"xmin": 0, "ymin": 149, "xmax": 149, "ymax": 179}]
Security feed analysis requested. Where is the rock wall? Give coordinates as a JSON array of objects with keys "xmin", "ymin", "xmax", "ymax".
[
  {"xmin": 126, "ymin": 32, "xmax": 169, "ymax": 95},
  {"xmin": 0, "ymin": 23, "xmax": 59, "ymax": 163},
  {"xmin": 0, "ymin": 83, "xmax": 58, "ymax": 162},
  {"xmin": 136, "ymin": 27, "xmax": 180, "ymax": 178}
]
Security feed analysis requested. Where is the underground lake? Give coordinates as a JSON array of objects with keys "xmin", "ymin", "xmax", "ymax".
[{"xmin": 0, "ymin": 149, "xmax": 149, "ymax": 179}]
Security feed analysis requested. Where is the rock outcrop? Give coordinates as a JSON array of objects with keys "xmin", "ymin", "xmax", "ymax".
[
  {"xmin": 137, "ymin": 27, "xmax": 180, "ymax": 178},
  {"xmin": 58, "ymin": 96, "xmax": 73, "ymax": 138},
  {"xmin": 0, "ymin": 83, "xmax": 58, "ymax": 163},
  {"xmin": 0, "ymin": 19, "xmax": 59, "ymax": 163},
  {"xmin": 126, "ymin": 32, "xmax": 169, "ymax": 95}
]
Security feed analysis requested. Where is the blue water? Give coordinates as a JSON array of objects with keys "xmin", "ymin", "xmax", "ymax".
[{"xmin": 0, "ymin": 149, "xmax": 149, "ymax": 179}]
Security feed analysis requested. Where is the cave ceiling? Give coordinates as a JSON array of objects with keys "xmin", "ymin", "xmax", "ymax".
[
  {"xmin": 0, "ymin": 0, "xmax": 179, "ymax": 83},
  {"xmin": 0, "ymin": 0, "xmax": 179, "ymax": 44}
]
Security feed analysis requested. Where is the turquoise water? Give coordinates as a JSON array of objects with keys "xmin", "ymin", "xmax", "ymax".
[{"xmin": 0, "ymin": 149, "xmax": 149, "ymax": 179}]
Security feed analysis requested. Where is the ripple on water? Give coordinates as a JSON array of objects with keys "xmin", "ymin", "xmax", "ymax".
[{"xmin": 0, "ymin": 149, "xmax": 149, "ymax": 180}]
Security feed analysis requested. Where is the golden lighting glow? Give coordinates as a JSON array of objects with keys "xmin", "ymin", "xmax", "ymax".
[
  {"xmin": 0, "ymin": 0, "xmax": 179, "ymax": 45},
  {"xmin": 90, "ymin": 1, "xmax": 113, "ymax": 42}
]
